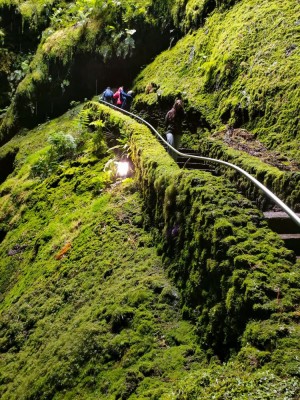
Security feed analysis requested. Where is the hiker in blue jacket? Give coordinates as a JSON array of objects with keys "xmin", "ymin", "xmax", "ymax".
[
  {"xmin": 120, "ymin": 88, "xmax": 133, "ymax": 110},
  {"xmin": 101, "ymin": 87, "xmax": 114, "ymax": 103}
]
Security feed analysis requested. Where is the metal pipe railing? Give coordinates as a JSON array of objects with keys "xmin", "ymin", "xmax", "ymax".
[{"xmin": 99, "ymin": 100, "xmax": 300, "ymax": 227}]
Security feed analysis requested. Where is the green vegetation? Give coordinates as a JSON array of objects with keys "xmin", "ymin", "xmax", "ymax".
[
  {"xmin": 0, "ymin": 105, "xmax": 201, "ymax": 398},
  {"xmin": 194, "ymin": 136, "xmax": 300, "ymax": 211},
  {"xmin": 1, "ymin": 0, "xmax": 300, "ymax": 397},
  {"xmin": 134, "ymin": 0, "xmax": 300, "ymax": 164},
  {"xmin": 0, "ymin": 103, "xmax": 299, "ymax": 398},
  {"xmin": 0, "ymin": 177, "xmax": 203, "ymax": 398}
]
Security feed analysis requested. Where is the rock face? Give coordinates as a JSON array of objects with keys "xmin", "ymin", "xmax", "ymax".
[{"xmin": 0, "ymin": 147, "xmax": 17, "ymax": 184}]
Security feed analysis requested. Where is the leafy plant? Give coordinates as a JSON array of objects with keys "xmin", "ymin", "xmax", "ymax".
[
  {"xmin": 30, "ymin": 154, "xmax": 53, "ymax": 179},
  {"xmin": 48, "ymin": 131, "xmax": 77, "ymax": 160},
  {"xmin": 31, "ymin": 132, "xmax": 77, "ymax": 178},
  {"xmin": 89, "ymin": 119, "xmax": 107, "ymax": 155},
  {"xmin": 60, "ymin": 79, "xmax": 70, "ymax": 93},
  {"xmin": 7, "ymin": 55, "xmax": 32, "ymax": 96},
  {"xmin": 77, "ymin": 108, "xmax": 92, "ymax": 129},
  {"xmin": 0, "ymin": 29, "xmax": 4, "ymax": 45}
]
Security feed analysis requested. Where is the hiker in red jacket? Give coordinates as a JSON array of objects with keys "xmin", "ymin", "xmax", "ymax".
[
  {"xmin": 113, "ymin": 86, "xmax": 133, "ymax": 110},
  {"xmin": 113, "ymin": 86, "xmax": 123, "ymax": 107}
]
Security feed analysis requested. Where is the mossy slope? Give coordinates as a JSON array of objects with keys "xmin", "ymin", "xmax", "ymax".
[
  {"xmin": 0, "ymin": 103, "xmax": 299, "ymax": 397},
  {"xmin": 0, "ymin": 0, "xmax": 299, "ymax": 396},
  {"xmin": 134, "ymin": 0, "xmax": 300, "ymax": 163},
  {"xmin": 94, "ymin": 104, "xmax": 300, "ymax": 385},
  {"xmin": 0, "ymin": 105, "xmax": 204, "ymax": 399}
]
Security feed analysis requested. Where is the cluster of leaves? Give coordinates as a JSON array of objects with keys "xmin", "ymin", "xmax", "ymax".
[
  {"xmin": 7, "ymin": 55, "xmax": 32, "ymax": 97},
  {"xmin": 89, "ymin": 120, "xmax": 107, "ymax": 155},
  {"xmin": 170, "ymin": 367, "xmax": 300, "ymax": 399},
  {"xmin": 39, "ymin": 0, "xmax": 152, "ymax": 64},
  {"xmin": 31, "ymin": 131, "xmax": 77, "ymax": 179},
  {"xmin": 30, "ymin": 106, "xmax": 110, "ymax": 179},
  {"xmin": 0, "ymin": 28, "xmax": 4, "ymax": 45}
]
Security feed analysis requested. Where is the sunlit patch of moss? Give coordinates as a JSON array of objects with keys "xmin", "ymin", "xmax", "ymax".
[
  {"xmin": 0, "ymin": 0, "xmax": 54, "ymax": 25},
  {"xmin": 18, "ymin": 0, "xmax": 55, "ymax": 27},
  {"xmin": 42, "ymin": 26, "xmax": 85, "ymax": 65}
]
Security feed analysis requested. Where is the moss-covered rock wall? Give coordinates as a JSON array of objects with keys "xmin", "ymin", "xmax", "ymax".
[
  {"xmin": 134, "ymin": 0, "xmax": 300, "ymax": 164},
  {"xmin": 0, "ymin": 101, "xmax": 299, "ymax": 397},
  {"xmin": 196, "ymin": 137, "xmax": 300, "ymax": 211},
  {"xmin": 95, "ymin": 103, "xmax": 300, "ymax": 366}
]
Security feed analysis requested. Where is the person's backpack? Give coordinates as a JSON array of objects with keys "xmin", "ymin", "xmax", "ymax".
[{"xmin": 104, "ymin": 88, "xmax": 113, "ymax": 100}]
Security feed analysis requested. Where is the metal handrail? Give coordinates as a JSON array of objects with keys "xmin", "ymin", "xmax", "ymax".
[{"xmin": 99, "ymin": 100, "xmax": 300, "ymax": 227}]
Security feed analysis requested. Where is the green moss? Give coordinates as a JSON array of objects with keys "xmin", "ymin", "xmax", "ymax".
[
  {"xmin": 0, "ymin": 100, "xmax": 300, "ymax": 397},
  {"xmin": 134, "ymin": 0, "xmax": 300, "ymax": 165},
  {"xmin": 194, "ymin": 136, "xmax": 300, "ymax": 210},
  {"xmin": 92, "ymin": 103, "xmax": 299, "ymax": 367},
  {"xmin": 1, "ymin": 103, "xmax": 223, "ymax": 398}
]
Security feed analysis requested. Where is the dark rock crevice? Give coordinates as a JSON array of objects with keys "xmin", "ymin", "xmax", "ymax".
[
  {"xmin": 0, "ymin": 148, "xmax": 18, "ymax": 184},
  {"xmin": 0, "ymin": 228, "xmax": 7, "ymax": 245}
]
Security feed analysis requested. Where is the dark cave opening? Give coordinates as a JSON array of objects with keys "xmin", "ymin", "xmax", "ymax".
[{"xmin": 16, "ymin": 26, "xmax": 172, "ymax": 129}]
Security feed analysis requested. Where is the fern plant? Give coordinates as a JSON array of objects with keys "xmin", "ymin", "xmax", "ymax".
[
  {"xmin": 77, "ymin": 108, "xmax": 91, "ymax": 129},
  {"xmin": 31, "ymin": 132, "xmax": 77, "ymax": 179},
  {"xmin": 89, "ymin": 119, "xmax": 107, "ymax": 156}
]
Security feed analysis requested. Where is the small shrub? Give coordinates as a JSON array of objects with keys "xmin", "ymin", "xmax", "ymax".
[
  {"xmin": 48, "ymin": 132, "xmax": 77, "ymax": 161},
  {"xmin": 31, "ymin": 132, "xmax": 77, "ymax": 178},
  {"xmin": 30, "ymin": 155, "xmax": 52, "ymax": 179}
]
